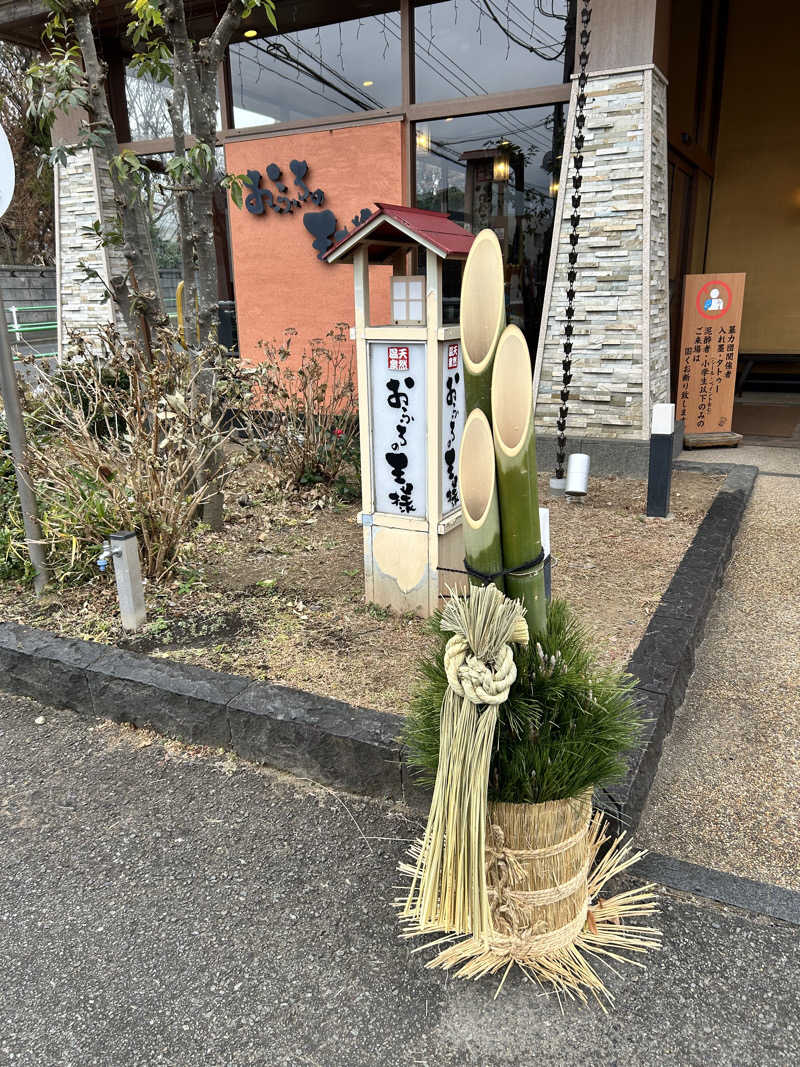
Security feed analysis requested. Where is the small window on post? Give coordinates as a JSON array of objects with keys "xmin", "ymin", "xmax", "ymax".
[{"xmin": 391, "ymin": 275, "xmax": 426, "ymax": 325}]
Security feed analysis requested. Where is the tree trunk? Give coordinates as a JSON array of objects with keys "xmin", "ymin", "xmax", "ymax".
[
  {"xmin": 70, "ymin": 7, "xmax": 166, "ymax": 335},
  {"xmin": 164, "ymin": 0, "xmax": 227, "ymax": 528},
  {"xmin": 167, "ymin": 70, "xmax": 198, "ymax": 349}
]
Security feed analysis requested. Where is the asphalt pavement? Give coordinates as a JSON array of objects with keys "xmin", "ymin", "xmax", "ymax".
[{"xmin": 1, "ymin": 693, "xmax": 798, "ymax": 1067}]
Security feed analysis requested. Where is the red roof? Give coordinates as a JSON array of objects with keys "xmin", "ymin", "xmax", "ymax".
[{"xmin": 324, "ymin": 202, "xmax": 474, "ymax": 262}]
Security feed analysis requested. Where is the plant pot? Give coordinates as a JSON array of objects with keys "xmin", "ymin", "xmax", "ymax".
[{"xmin": 486, "ymin": 791, "xmax": 592, "ymax": 946}]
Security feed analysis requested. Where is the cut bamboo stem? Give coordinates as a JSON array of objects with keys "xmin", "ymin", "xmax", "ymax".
[
  {"xmin": 459, "ymin": 409, "xmax": 504, "ymax": 592},
  {"xmin": 460, "ymin": 229, "xmax": 506, "ymax": 420},
  {"xmin": 491, "ymin": 325, "xmax": 546, "ymax": 635}
]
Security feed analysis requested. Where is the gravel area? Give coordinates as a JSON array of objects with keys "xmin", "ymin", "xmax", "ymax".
[
  {"xmin": 1, "ymin": 693, "xmax": 798, "ymax": 1066},
  {"xmin": 638, "ymin": 469, "xmax": 800, "ymax": 890}
]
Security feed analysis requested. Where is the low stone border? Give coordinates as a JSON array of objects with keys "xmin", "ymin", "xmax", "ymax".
[
  {"xmin": 632, "ymin": 851, "xmax": 800, "ymax": 927},
  {"xmin": 0, "ymin": 465, "xmax": 757, "ymax": 820}
]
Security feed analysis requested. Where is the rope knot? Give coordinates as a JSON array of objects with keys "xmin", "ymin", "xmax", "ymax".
[{"xmin": 444, "ymin": 636, "xmax": 517, "ymax": 706}]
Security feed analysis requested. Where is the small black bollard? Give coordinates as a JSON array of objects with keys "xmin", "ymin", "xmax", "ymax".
[{"xmin": 646, "ymin": 403, "xmax": 676, "ymax": 518}]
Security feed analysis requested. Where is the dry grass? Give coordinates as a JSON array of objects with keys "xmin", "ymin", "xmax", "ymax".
[{"xmin": 0, "ymin": 465, "xmax": 722, "ymax": 713}]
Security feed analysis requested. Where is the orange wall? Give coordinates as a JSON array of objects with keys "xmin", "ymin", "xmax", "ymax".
[{"xmin": 225, "ymin": 121, "xmax": 404, "ymax": 364}]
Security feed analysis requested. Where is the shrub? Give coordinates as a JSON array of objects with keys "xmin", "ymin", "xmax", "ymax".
[
  {"xmin": 254, "ymin": 325, "xmax": 359, "ymax": 489},
  {"xmin": 403, "ymin": 598, "xmax": 641, "ymax": 805},
  {"xmin": 15, "ymin": 325, "xmax": 264, "ymax": 581}
]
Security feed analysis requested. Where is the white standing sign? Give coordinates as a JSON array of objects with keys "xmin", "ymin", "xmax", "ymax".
[
  {"xmin": 440, "ymin": 341, "xmax": 465, "ymax": 515},
  {"xmin": 0, "ymin": 124, "xmax": 15, "ymax": 219},
  {"xmin": 369, "ymin": 341, "xmax": 427, "ymax": 516}
]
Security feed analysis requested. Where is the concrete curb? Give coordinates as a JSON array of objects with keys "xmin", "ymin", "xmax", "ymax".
[
  {"xmin": 0, "ymin": 466, "xmax": 757, "ymax": 817},
  {"xmin": 631, "ymin": 850, "xmax": 800, "ymax": 926}
]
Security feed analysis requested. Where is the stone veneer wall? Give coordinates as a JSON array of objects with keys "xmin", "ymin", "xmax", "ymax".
[
  {"xmin": 533, "ymin": 67, "xmax": 670, "ymax": 441},
  {"xmin": 55, "ymin": 149, "xmax": 128, "ymax": 354}
]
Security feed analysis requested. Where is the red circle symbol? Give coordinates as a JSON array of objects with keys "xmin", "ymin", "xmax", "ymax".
[{"xmin": 696, "ymin": 280, "xmax": 731, "ymax": 320}]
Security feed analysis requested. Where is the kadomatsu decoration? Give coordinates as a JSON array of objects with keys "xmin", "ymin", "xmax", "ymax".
[{"xmin": 398, "ymin": 229, "xmax": 660, "ymax": 1007}]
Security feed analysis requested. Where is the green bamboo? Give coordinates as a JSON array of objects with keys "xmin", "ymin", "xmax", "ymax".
[
  {"xmin": 459, "ymin": 229, "xmax": 506, "ymax": 421},
  {"xmin": 458, "ymin": 409, "xmax": 504, "ymax": 592},
  {"xmin": 490, "ymin": 325, "xmax": 546, "ymax": 636}
]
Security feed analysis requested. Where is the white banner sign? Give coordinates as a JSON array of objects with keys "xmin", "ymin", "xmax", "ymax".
[
  {"xmin": 369, "ymin": 341, "xmax": 427, "ymax": 517},
  {"xmin": 440, "ymin": 341, "xmax": 465, "ymax": 515}
]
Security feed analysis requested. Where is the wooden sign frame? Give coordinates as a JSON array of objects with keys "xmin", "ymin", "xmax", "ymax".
[{"xmin": 676, "ymin": 273, "xmax": 746, "ymax": 435}]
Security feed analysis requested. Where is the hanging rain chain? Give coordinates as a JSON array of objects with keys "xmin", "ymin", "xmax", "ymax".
[{"xmin": 555, "ymin": 0, "xmax": 592, "ymax": 481}]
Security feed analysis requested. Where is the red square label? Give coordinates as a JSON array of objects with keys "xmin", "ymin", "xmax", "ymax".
[
  {"xmin": 447, "ymin": 343, "xmax": 459, "ymax": 369},
  {"xmin": 387, "ymin": 346, "xmax": 410, "ymax": 371}
]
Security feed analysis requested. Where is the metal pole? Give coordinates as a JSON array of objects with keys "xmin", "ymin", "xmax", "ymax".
[
  {"xmin": 109, "ymin": 532, "xmax": 147, "ymax": 631},
  {"xmin": 0, "ymin": 289, "xmax": 50, "ymax": 594}
]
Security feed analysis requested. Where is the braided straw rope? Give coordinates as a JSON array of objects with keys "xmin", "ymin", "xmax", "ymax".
[
  {"xmin": 444, "ymin": 636, "xmax": 518, "ymax": 706},
  {"xmin": 490, "ymin": 856, "xmax": 591, "ymax": 909}
]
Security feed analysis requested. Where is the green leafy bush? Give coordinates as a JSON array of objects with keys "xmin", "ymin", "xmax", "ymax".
[
  {"xmin": 403, "ymin": 598, "xmax": 641, "ymax": 805},
  {"xmin": 1, "ymin": 415, "xmax": 114, "ymax": 583}
]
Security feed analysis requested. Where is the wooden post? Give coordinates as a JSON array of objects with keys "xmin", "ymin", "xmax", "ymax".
[
  {"xmin": 0, "ymin": 290, "xmax": 49, "ymax": 594},
  {"xmin": 646, "ymin": 403, "xmax": 675, "ymax": 518},
  {"xmin": 353, "ymin": 246, "xmax": 375, "ymax": 603},
  {"xmin": 425, "ymin": 248, "xmax": 442, "ymax": 615}
]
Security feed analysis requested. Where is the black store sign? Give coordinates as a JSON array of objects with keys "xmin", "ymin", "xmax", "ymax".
[{"xmin": 243, "ymin": 159, "xmax": 371, "ymax": 260}]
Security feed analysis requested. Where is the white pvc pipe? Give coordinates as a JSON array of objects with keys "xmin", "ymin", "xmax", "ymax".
[{"xmin": 565, "ymin": 453, "xmax": 590, "ymax": 496}]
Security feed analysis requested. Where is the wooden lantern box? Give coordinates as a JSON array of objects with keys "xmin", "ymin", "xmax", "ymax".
[{"xmin": 325, "ymin": 203, "xmax": 475, "ymax": 616}]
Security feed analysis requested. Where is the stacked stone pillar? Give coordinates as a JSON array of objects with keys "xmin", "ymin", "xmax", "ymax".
[
  {"xmin": 534, "ymin": 67, "xmax": 670, "ymax": 449},
  {"xmin": 53, "ymin": 109, "xmax": 129, "ymax": 356}
]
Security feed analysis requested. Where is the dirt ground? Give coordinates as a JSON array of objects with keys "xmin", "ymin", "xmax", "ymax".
[{"xmin": 0, "ymin": 466, "xmax": 722, "ymax": 714}]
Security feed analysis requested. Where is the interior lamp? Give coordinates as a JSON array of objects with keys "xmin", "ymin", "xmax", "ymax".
[{"xmin": 493, "ymin": 152, "xmax": 511, "ymax": 183}]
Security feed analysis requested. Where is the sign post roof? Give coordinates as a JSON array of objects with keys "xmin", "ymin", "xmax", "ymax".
[{"xmin": 324, "ymin": 202, "xmax": 474, "ymax": 265}]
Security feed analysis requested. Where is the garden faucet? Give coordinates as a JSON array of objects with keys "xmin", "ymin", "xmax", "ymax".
[{"xmin": 96, "ymin": 540, "xmax": 121, "ymax": 573}]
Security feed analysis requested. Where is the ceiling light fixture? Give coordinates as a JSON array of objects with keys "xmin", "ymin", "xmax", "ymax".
[{"xmin": 362, "ymin": 80, "xmax": 374, "ymax": 87}]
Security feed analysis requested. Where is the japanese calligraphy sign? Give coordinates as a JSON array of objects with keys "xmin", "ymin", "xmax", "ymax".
[
  {"xmin": 241, "ymin": 158, "xmax": 372, "ymax": 261},
  {"xmin": 676, "ymin": 273, "xmax": 746, "ymax": 434},
  {"xmin": 441, "ymin": 342, "xmax": 465, "ymax": 515},
  {"xmin": 369, "ymin": 342, "xmax": 427, "ymax": 516}
]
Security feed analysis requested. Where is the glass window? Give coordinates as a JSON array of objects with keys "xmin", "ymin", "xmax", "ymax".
[
  {"xmin": 413, "ymin": 1, "xmax": 573, "ymax": 103},
  {"xmin": 137, "ymin": 148, "xmax": 231, "ymax": 318},
  {"xmin": 229, "ymin": 12, "xmax": 402, "ymax": 128},
  {"xmin": 125, "ymin": 70, "xmax": 220, "ymax": 142},
  {"xmin": 416, "ymin": 106, "xmax": 565, "ymax": 349}
]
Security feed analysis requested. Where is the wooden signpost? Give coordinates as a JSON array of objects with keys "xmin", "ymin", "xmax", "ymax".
[{"xmin": 677, "ymin": 272, "xmax": 746, "ymax": 447}]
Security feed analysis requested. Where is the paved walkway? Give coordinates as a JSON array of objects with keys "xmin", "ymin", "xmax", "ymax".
[
  {"xmin": 1, "ymin": 693, "xmax": 798, "ymax": 1066},
  {"xmin": 638, "ymin": 446, "xmax": 800, "ymax": 889}
]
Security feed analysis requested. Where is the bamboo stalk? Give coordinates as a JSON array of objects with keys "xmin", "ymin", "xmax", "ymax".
[
  {"xmin": 491, "ymin": 325, "xmax": 546, "ymax": 636},
  {"xmin": 459, "ymin": 229, "xmax": 506, "ymax": 420},
  {"xmin": 458, "ymin": 409, "xmax": 504, "ymax": 592}
]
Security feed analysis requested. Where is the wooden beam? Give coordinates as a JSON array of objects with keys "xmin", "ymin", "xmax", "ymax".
[
  {"xmin": 668, "ymin": 121, "xmax": 715, "ymax": 178},
  {"xmin": 217, "ymin": 59, "xmax": 234, "ymax": 133},
  {"xmin": 407, "ymin": 82, "xmax": 571, "ymax": 123}
]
